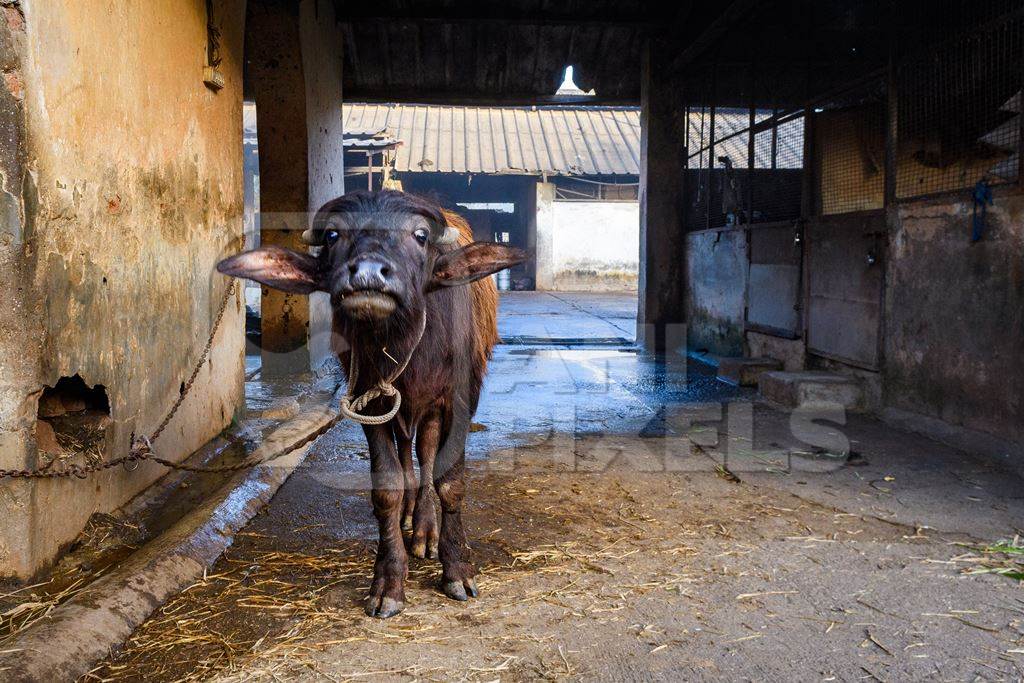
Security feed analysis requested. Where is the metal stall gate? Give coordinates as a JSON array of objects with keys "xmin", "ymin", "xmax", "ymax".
[
  {"xmin": 683, "ymin": 92, "xmax": 806, "ymax": 343},
  {"xmin": 805, "ymin": 79, "xmax": 888, "ymax": 370}
]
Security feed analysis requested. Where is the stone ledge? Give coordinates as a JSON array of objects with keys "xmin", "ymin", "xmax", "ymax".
[
  {"xmin": 717, "ymin": 357, "xmax": 782, "ymax": 386},
  {"xmin": 759, "ymin": 371, "xmax": 866, "ymax": 412}
]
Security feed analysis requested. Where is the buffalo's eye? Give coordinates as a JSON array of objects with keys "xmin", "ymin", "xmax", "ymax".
[
  {"xmin": 413, "ymin": 227, "xmax": 429, "ymax": 246},
  {"xmin": 324, "ymin": 228, "xmax": 340, "ymax": 246}
]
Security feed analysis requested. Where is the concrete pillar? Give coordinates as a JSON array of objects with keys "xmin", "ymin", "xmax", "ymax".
[
  {"xmin": 637, "ymin": 39, "xmax": 688, "ymax": 352},
  {"xmin": 534, "ymin": 181, "xmax": 556, "ymax": 291},
  {"xmin": 246, "ymin": 0, "xmax": 344, "ymax": 376},
  {"xmin": 300, "ymin": 0, "xmax": 345, "ymax": 374}
]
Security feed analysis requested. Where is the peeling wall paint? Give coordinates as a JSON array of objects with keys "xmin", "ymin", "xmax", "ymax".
[
  {"xmin": 885, "ymin": 190, "xmax": 1024, "ymax": 444},
  {"xmin": 685, "ymin": 228, "xmax": 748, "ymax": 357},
  {"xmin": 0, "ymin": 0, "xmax": 247, "ymax": 578}
]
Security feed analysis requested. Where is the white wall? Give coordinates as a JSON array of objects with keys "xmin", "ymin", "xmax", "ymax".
[{"xmin": 549, "ymin": 200, "xmax": 639, "ymax": 291}]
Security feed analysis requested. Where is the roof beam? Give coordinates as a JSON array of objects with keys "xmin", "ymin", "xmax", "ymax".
[
  {"xmin": 345, "ymin": 90, "xmax": 640, "ymax": 107},
  {"xmin": 667, "ymin": 0, "xmax": 762, "ymax": 75},
  {"xmin": 333, "ymin": 5, "xmax": 660, "ymax": 28}
]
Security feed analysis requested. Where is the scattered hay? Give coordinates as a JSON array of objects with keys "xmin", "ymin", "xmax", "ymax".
[
  {"xmin": 954, "ymin": 536, "xmax": 1024, "ymax": 582},
  {"xmin": 0, "ymin": 577, "xmax": 89, "ymax": 646},
  {"xmin": 0, "ymin": 513, "xmax": 142, "ymax": 648}
]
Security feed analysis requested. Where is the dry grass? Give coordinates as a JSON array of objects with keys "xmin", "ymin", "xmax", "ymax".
[
  {"xmin": 82, "ymin": 541, "xmax": 604, "ymax": 682},
  {"xmin": 0, "ymin": 514, "xmax": 139, "ymax": 648},
  {"xmin": 955, "ymin": 536, "xmax": 1024, "ymax": 582},
  {"xmin": 82, "ymin": 477, "xmax": 717, "ymax": 683}
]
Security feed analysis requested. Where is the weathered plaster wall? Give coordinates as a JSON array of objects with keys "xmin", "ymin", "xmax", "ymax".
[
  {"xmin": 550, "ymin": 200, "xmax": 638, "ymax": 291},
  {"xmin": 0, "ymin": 0, "xmax": 42, "ymax": 578},
  {"xmin": 685, "ymin": 228, "xmax": 748, "ymax": 357},
  {"xmin": 0, "ymin": 0, "xmax": 247, "ymax": 578},
  {"xmin": 885, "ymin": 190, "xmax": 1024, "ymax": 444}
]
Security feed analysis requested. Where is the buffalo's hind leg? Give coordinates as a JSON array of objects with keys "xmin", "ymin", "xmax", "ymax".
[
  {"xmin": 364, "ymin": 424, "xmax": 408, "ymax": 618},
  {"xmin": 398, "ymin": 434, "xmax": 416, "ymax": 533},
  {"xmin": 409, "ymin": 411, "xmax": 440, "ymax": 559},
  {"xmin": 434, "ymin": 429, "xmax": 478, "ymax": 601}
]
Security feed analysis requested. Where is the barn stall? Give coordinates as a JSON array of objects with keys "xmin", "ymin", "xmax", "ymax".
[{"xmin": 0, "ymin": 1, "xmax": 1022, "ymax": 680}]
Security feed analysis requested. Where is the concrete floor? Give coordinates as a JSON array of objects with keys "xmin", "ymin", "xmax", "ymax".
[
  {"xmin": 497, "ymin": 291, "xmax": 637, "ymax": 343},
  {"xmin": 91, "ymin": 291, "xmax": 1024, "ymax": 681}
]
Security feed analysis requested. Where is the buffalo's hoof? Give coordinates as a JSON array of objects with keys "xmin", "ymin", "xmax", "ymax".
[
  {"xmin": 441, "ymin": 577, "xmax": 478, "ymax": 601},
  {"xmin": 365, "ymin": 595, "xmax": 404, "ymax": 619},
  {"xmin": 410, "ymin": 537, "xmax": 439, "ymax": 560}
]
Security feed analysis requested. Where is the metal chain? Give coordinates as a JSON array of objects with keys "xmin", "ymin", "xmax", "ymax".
[
  {"xmin": 0, "ymin": 282, "xmax": 237, "ymax": 480},
  {"xmin": 0, "ymin": 280, "xmax": 429, "ymax": 481}
]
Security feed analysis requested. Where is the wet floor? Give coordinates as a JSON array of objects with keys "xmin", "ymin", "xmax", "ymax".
[{"xmin": 84, "ymin": 291, "xmax": 1024, "ymax": 681}]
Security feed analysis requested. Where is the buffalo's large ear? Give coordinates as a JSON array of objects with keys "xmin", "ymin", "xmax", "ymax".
[
  {"xmin": 216, "ymin": 246, "xmax": 322, "ymax": 294},
  {"xmin": 429, "ymin": 242, "xmax": 527, "ymax": 290}
]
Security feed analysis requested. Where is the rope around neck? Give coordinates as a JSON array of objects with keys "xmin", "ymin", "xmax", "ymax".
[{"xmin": 339, "ymin": 310, "xmax": 428, "ymax": 425}]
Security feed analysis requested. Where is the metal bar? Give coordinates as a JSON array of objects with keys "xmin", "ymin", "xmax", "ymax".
[
  {"xmin": 338, "ymin": 13, "xmax": 660, "ymax": 28},
  {"xmin": 1019, "ymin": 30, "xmax": 1024, "ymax": 187},
  {"xmin": 707, "ymin": 103, "xmax": 716, "ymax": 231},
  {"xmin": 746, "ymin": 102, "xmax": 755, "ymax": 225},
  {"xmin": 884, "ymin": 40, "xmax": 897, "ymax": 206},
  {"xmin": 770, "ymin": 107, "xmax": 778, "ymax": 170}
]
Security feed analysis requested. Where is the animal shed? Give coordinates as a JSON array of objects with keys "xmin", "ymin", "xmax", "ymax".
[{"xmin": 0, "ymin": 0, "xmax": 1022, "ymax": 680}]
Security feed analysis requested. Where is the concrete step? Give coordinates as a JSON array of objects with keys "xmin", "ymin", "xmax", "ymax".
[
  {"xmin": 717, "ymin": 357, "xmax": 783, "ymax": 386},
  {"xmin": 759, "ymin": 371, "xmax": 865, "ymax": 411}
]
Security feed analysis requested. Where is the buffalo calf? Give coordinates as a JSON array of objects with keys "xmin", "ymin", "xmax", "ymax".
[{"xmin": 218, "ymin": 190, "xmax": 524, "ymax": 618}]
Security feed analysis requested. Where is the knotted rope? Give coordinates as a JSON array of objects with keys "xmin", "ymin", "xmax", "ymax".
[{"xmin": 339, "ymin": 310, "xmax": 427, "ymax": 425}]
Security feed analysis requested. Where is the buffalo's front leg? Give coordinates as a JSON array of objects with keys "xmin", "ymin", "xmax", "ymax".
[
  {"xmin": 434, "ymin": 437, "xmax": 477, "ymax": 601},
  {"xmin": 364, "ymin": 424, "xmax": 408, "ymax": 618}
]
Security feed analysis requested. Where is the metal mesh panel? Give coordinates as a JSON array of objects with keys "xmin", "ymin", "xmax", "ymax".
[
  {"xmin": 710, "ymin": 108, "xmax": 749, "ymax": 228},
  {"xmin": 685, "ymin": 105, "xmax": 805, "ymax": 229},
  {"xmin": 751, "ymin": 112, "xmax": 804, "ymax": 223},
  {"xmin": 685, "ymin": 105, "xmax": 712, "ymax": 231},
  {"xmin": 896, "ymin": 8, "xmax": 1024, "ymax": 198},
  {"xmin": 816, "ymin": 79, "xmax": 887, "ymax": 215}
]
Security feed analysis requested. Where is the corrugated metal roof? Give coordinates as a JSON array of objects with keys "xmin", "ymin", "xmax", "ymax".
[
  {"xmin": 342, "ymin": 103, "xmax": 805, "ymax": 175},
  {"xmin": 342, "ymin": 129, "xmax": 402, "ymax": 150},
  {"xmin": 343, "ymin": 104, "xmax": 642, "ymax": 176}
]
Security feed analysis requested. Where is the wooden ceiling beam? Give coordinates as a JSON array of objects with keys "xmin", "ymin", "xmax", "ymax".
[
  {"xmin": 667, "ymin": 0, "xmax": 762, "ymax": 75},
  {"xmin": 332, "ymin": 3, "xmax": 662, "ymax": 29},
  {"xmin": 344, "ymin": 89, "xmax": 640, "ymax": 107}
]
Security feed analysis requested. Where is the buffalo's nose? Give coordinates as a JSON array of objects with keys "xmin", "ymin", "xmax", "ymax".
[{"xmin": 347, "ymin": 259, "xmax": 392, "ymax": 290}]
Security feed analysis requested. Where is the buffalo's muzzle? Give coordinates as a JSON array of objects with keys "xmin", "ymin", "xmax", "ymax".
[{"xmin": 340, "ymin": 290, "xmax": 397, "ymax": 320}]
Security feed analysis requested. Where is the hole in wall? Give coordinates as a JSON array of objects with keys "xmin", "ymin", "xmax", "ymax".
[
  {"xmin": 35, "ymin": 375, "xmax": 111, "ymax": 466},
  {"xmin": 555, "ymin": 65, "xmax": 596, "ymax": 97}
]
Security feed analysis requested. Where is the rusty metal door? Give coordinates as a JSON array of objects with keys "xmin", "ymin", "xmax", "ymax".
[
  {"xmin": 805, "ymin": 210, "xmax": 886, "ymax": 370},
  {"xmin": 745, "ymin": 222, "xmax": 803, "ymax": 338}
]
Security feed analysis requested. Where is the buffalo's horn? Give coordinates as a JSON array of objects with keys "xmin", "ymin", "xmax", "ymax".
[{"xmin": 435, "ymin": 226, "xmax": 461, "ymax": 245}]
